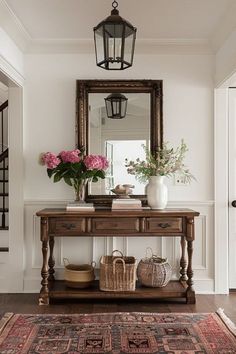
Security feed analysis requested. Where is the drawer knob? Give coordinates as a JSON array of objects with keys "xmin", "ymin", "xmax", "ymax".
[
  {"xmin": 158, "ymin": 222, "xmax": 171, "ymax": 228},
  {"xmin": 62, "ymin": 223, "xmax": 76, "ymax": 230}
]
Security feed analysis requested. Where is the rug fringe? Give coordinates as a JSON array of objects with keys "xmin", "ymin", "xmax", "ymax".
[
  {"xmin": 217, "ymin": 308, "xmax": 236, "ymax": 337},
  {"xmin": 0, "ymin": 313, "xmax": 14, "ymax": 334}
]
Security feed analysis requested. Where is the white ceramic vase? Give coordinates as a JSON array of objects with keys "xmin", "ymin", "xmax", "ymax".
[{"xmin": 146, "ymin": 175, "xmax": 168, "ymax": 209}]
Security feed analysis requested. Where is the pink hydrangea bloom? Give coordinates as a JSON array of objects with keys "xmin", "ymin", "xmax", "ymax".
[
  {"xmin": 42, "ymin": 152, "xmax": 60, "ymax": 169},
  {"xmin": 84, "ymin": 154, "xmax": 109, "ymax": 170},
  {"xmin": 59, "ymin": 149, "xmax": 81, "ymax": 163},
  {"xmin": 98, "ymin": 155, "xmax": 109, "ymax": 170}
]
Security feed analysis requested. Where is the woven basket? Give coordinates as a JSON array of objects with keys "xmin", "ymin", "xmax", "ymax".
[
  {"xmin": 64, "ymin": 258, "xmax": 96, "ymax": 288},
  {"xmin": 99, "ymin": 250, "xmax": 136, "ymax": 292},
  {"xmin": 137, "ymin": 248, "xmax": 172, "ymax": 288}
]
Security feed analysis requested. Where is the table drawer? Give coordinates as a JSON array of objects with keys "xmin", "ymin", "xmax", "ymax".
[
  {"xmin": 91, "ymin": 218, "xmax": 140, "ymax": 234},
  {"xmin": 49, "ymin": 218, "xmax": 86, "ymax": 235},
  {"xmin": 146, "ymin": 217, "xmax": 183, "ymax": 233}
]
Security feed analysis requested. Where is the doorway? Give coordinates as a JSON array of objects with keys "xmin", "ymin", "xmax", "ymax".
[
  {"xmin": 0, "ymin": 68, "xmax": 24, "ymax": 292},
  {"xmin": 229, "ymin": 88, "xmax": 236, "ymax": 289},
  {"xmin": 0, "ymin": 81, "xmax": 8, "ymax": 252}
]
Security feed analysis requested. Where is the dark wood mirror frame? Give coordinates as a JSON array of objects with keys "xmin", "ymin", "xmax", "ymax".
[{"xmin": 76, "ymin": 79, "xmax": 163, "ymax": 205}]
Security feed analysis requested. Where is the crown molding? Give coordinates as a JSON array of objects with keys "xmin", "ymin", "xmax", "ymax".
[
  {"xmin": 27, "ymin": 38, "xmax": 94, "ymax": 54},
  {"xmin": 26, "ymin": 37, "xmax": 213, "ymax": 55},
  {"xmin": 0, "ymin": 0, "xmax": 213, "ymax": 55},
  {"xmin": 210, "ymin": 2, "xmax": 236, "ymax": 52},
  {"xmin": 136, "ymin": 38, "xmax": 213, "ymax": 55},
  {"xmin": 0, "ymin": 52, "xmax": 24, "ymax": 86},
  {"xmin": 0, "ymin": 0, "xmax": 31, "ymax": 51}
]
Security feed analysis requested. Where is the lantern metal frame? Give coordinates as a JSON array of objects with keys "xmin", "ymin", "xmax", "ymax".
[{"xmin": 93, "ymin": 0, "xmax": 137, "ymax": 70}]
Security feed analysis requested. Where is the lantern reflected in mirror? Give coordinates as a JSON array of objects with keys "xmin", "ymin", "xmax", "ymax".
[{"xmin": 105, "ymin": 93, "xmax": 128, "ymax": 119}]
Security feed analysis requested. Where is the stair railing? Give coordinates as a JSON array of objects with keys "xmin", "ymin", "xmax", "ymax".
[{"xmin": 0, "ymin": 100, "xmax": 8, "ymax": 233}]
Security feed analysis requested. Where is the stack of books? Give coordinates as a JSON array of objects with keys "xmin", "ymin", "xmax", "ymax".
[
  {"xmin": 66, "ymin": 202, "xmax": 95, "ymax": 212},
  {"xmin": 112, "ymin": 198, "xmax": 142, "ymax": 210}
]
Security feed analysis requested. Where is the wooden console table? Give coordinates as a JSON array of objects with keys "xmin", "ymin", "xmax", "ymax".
[{"xmin": 36, "ymin": 208, "xmax": 200, "ymax": 305}]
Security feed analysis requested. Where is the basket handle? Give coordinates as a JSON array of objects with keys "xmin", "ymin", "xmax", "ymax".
[
  {"xmin": 112, "ymin": 257, "xmax": 126, "ymax": 274},
  {"xmin": 145, "ymin": 247, "xmax": 167, "ymax": 262},
  {"xmin": 145, "ymin": 247, "xmax": 155, "ymax": 258},
  {"xmin": 91, "ymin": 261, "xmax": 96, "ymax": 268},
  {"xmin": 111, "ymin": 250, "xmax": 124, "ymax": 258},
  {"xmin": 63, "ymin": 258, "xmax": 70, "ymax": 267}
]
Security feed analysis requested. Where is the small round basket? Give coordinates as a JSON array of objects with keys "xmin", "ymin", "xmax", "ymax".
[
  {"xmin": 63, "ymin": 258, "xmax": 96, "ymax": 289},
  {"xmin": 137, "ymin": 248, "xmax": 172, "ymax": 288}
]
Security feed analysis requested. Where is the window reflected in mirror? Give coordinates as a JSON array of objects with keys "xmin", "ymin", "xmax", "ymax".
[{"xmin": 88, "ymin": 93, "xmax": 150, "ymax": 195}]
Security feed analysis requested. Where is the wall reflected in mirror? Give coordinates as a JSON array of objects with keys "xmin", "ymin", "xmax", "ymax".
[{"xmin": 88, "ymin": 93, "xmax": 150, "ymax": 195}]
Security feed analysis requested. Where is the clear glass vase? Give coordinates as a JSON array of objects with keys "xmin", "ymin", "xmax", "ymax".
[{"xmin": 74, "ymin": 179, "xmax": 87, "ymax": 203}]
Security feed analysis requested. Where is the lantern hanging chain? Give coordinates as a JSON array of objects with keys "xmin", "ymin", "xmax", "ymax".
[{"xmin": 112, "ymin": 0, "xmax": 118, "ymax": 9}]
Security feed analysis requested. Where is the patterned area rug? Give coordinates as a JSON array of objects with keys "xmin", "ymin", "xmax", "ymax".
[{"xmin": 0, "ymin": 310, "xmax": 236, "ymax": 353}]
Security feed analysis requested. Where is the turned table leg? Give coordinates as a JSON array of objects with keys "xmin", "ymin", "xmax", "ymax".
[
  {"xmin": 48, "ymin": 236, "xmax": 55, "ymax": 281},
  {"xmin": 39, "ymin": 217, "xmax": 49, "ymax": 305},
  {"xmin": 179, "ymin": 236, "xmax": 187, "ymax": 282},
  {"xmin": 186, "ymin": 217, "xmax": 196, "ymax": 304}
]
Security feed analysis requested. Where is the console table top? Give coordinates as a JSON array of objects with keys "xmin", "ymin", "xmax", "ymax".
[{"xmin": 36, "ymin": 208, "xmax": 200, "ymax": 217}]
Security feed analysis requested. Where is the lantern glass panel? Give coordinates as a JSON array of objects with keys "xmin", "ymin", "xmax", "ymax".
[
  {"xmin": 121, "ymin": 100, "xmax": 127, "ymax": 117},
  {"xmin": 104, "ymin": 23, "xmax": 124, "ymax": 69},
  {"xmin": 114, "ymin": 100, "xmax": 120, "ymax": 117},
  {"xmin": 123, "ymin": 25, "xmax": 135, "ymax": 65},
  {"xmin": 94, "ymin": 27, "xmax": 104, "ymax": 67},
  {"xmin": 106, "ymin": 100, "xmax": 112, "ymax": 117}
]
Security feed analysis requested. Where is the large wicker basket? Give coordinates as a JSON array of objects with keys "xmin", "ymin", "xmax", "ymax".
[
  {"xmin": 137, "ymin": 248, "xmax": 172, "ymax": 288},
  {"xmin": 99, "ymin": 250, "xmax": 136, "ymax": 292}
]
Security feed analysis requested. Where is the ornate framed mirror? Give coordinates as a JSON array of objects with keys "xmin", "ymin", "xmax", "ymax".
[{"xmin": 76, "ymin": 79, "xmax": 163, "ymax": 205}]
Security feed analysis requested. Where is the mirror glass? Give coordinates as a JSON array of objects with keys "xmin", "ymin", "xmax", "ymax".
[{"xmin": 88, "ymin": 93, "xmax": 150, "ymax": 196}]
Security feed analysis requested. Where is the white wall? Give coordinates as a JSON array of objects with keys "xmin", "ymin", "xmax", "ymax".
[
  {"xmin": 24, "ymin": 53, "xmax": 214, "ymax": 202},
  {"xmin": 22, "ymin": 52, "xmax": 215, "ymax": 293}
]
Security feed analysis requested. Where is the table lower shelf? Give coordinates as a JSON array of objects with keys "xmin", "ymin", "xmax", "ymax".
[{"xmin": 46, "ymin": 280, "xmax": 189, "ymax": 301}]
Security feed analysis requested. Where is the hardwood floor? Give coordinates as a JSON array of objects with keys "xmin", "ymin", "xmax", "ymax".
[{"xmin": 0, "ymin": 293, "xmax": 236, "ymax": 324}]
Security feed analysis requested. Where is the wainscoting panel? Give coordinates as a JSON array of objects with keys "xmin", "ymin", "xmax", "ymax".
[{"xmin": 23, "ymin": 200, "xmax": 214, "ymax": 293}]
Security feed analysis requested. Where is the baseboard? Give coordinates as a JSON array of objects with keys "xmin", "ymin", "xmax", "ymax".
[{"xmin": 0, "ymin": 277, "xmax": 8, "ymax": 292}]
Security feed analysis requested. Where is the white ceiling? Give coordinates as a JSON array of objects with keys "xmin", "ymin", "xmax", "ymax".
[
  {"xmin": 2, "ymin": 0, "xmax": 236, "ymax": 53},
  {"xmin": 4, "ymin": 0, "xmax": 234, "ymax": 39}
]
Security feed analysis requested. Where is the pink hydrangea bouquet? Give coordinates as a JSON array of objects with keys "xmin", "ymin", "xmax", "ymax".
[{"xmin": 40, "ymin": 148, "xmax": 109, "ymax": 201}]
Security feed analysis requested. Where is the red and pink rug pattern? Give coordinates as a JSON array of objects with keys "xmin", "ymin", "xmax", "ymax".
[{"xmin": 0, "ymin": 311, "xmax": 236, "ymax": 353}]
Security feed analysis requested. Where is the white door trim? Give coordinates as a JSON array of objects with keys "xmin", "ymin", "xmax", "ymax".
[
  {"xmin": 0, "ymin": 56, "xmax": 24, "ymax": 291},
  {"xmin": 7, "ymin": 86, "xmax": 24, "ymax": 292},
  {"xmin": 0, "ymin": 53, "xmax": 24, "ymax": 87},
  {"xmin": 228, "ymin": 88, "xmax": 236, "ymax": 288},
  {"xmin": 214, "ymin": 71, "xmax": 236, "ymax": 294},
  {"xmin": 214, "ymin": 88, "xmax": 229, "ymax": 294}
]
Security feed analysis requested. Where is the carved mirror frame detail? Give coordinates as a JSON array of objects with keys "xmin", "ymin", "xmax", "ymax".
[{"xmin": 76, "ymin": 79, "xmax": 163, "ymax": 205}]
